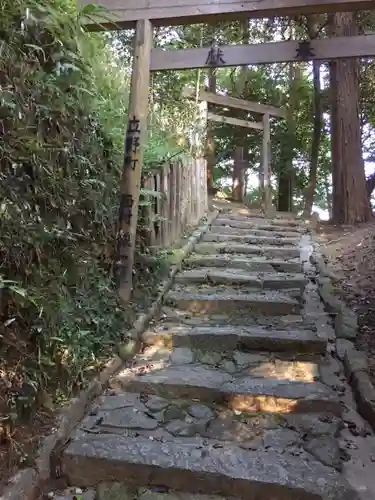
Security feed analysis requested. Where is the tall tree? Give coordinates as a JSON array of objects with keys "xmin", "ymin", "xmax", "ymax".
[
  {"xmin": 303, "ymin": 18, "xmax": 323, "ymax": 216},
  {"xmin": 232, "ymin": 18, "xmax": 249, "ymax": 202},
  {"xmin": 278, "ymin": 62, "xmax": 299, "ymax": 212},
  {"xmin": 329, "ymin": 12, "xmax": 372, "ymax": 224}
]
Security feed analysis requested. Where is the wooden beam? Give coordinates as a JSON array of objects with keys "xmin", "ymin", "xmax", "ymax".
[
  {"xmin": 151, "ymin": 35, "xmax": 375, "ymax": 71},
  {"xmin": 116, "ymin": 19, "xmax": 153, "ymax": 301},
  {"xmin": 184, "ymin": 89, "xmax": 286, "ymax": 118},
  {"xmin": 207, "ymin": 112, "xmax": 263, "ymax": 130},
  {"xmin": 80, "ymin": 0, "xmax": 375, "ymax": 30}
]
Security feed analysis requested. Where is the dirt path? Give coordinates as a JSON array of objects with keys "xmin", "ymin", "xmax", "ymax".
[{"xmin": 39, "ymin": 206, "xmax": 375, "ymax": 500}]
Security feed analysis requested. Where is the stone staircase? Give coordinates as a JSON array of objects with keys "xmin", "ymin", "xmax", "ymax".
[{"xmin": 61, "ymin": 207, "xmax": 357, "ymax": 500}]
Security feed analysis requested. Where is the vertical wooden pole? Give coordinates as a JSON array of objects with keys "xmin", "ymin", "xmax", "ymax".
[
  {"xmin": 160, "ymin": 164, "xmax": 168, "ymax": 247},
  {"xmin": 259, "ymin": 133, "xmax": 265, "ymax": 199},
  {"xmin": 116, "ymin": 19, "xmax": 153, "ymax": 302},
  {"xmin": 144, "ymin": 176, "xmax": 156, "ymax": 251},
  {"xmin": 180, "ymin": 162, "xmax": 185, "ymax": 229},
  {"xmin": 169, "ymin": 163, "xmax": 176, "ymax": 242},
  {"xmin": 196, "ymin": 158, "xmax": 201, "ymax": 221},
  {"xmin": 175, "ymin": 162, "xmax": 181, "ymax": 239},
  {"xmin": 167, "ymin": 163, "xmax": 173, "ymax": 244},
  {"xmin": 155, "ymin": 172, "xmax": 161, "ymax": 246},
  {"xmin": 206, "ymin": 68, "xmax": 216, "ymax": 193},
  {"xmin": 262, "ymin": 113, "xmax": 272, "ymax": 214},
  {"xmin": 202, "ymin": 157, "xmax": 208, "ymax": 213}
]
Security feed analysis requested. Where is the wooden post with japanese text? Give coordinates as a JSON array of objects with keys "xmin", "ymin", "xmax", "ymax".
[{"xmin": 116, "ymin": 19, "xmax": 153, "ymax": 302}]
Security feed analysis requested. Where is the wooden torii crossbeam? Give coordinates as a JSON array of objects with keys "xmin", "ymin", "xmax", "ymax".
[
  {"xmin": 151, "ymin": 35, "xmax": 375, "ymax": 71},
  {"xmin": 81, "ymin": 0, "xmax": 374, "ymax": 29},
  {"xmin": 190, "ymin": 89, "xmax": 287, "ymax": 119},
  {"xmin": 207, "ymin": 112, "xmax": 263, "ymax": 130},
  {"xmin": 186, "ymin": 89, "xmax": 285, "ymax": 212}
]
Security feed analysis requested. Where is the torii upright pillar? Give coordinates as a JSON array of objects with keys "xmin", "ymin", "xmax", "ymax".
[
  {"xmin": 116, "ymin": 20, "xmax": 153, "ymax": 301},
  {"xmin": 261, "ymin": 113, "xmax": 273, "ymax": 214}
]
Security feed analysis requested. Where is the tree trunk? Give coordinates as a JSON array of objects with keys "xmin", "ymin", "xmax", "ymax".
[
  {"xmin": 303, "ymin": 60, "xmax": 322, "ymax": 216},
  {"xmin": 206, "ymin": 67, "xmax": 216, "ymax": 194},
  {"xmin": 278, "ymin": 174, "xmax": 292, "ymax": 212},
  {"xmin": 330, "ymin": 12, "xmax": 372, "ymax": 224},
  {"xmin": 231, "ymin": 18, "xmax": 249, "ymax": 203},
  {"xmin": 232, "ymin": 146, "xmax": 246, "ymax": 201},
  {"xmin": 278, "ymin": 62, "xmax": 298, "ymax": 212},
  {"xmin": 325, "ymin": 177, "xmax": 332, "ymax": 218}
]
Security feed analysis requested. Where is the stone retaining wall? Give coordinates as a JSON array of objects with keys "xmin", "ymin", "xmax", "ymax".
[{"xmin": 311, "ymin": 244, "xmax": 375, "ymax": 432}]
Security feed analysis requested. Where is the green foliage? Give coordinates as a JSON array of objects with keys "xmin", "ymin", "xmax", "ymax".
[
  {"xmin": 0, "ymin": 0, "xmax": 130, "ymax": 418},
  {"xmin": 0, "ymin": 0, "xmax": 199, "ymax": 428}
]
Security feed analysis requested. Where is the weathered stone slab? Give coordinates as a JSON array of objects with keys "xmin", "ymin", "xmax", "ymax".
[
  {"xmin": 97, "ymin": 483, "xmax": 133, "ymax": 500},
  {"xmin": 115, "ymin": 364, "xmax": 230, "ymax": 401},
  {"xmin": 97, "ymin": 485, "xmax": 243, "ymax": 500},
  {"xmin": 212, "ymin": 218, "xmax": 304, "ymax": 232},
  {"xmin": 62, "ymin": 435, "xmax": 354, "ymax": 499},
  {"xmin": 262, "ymin": 273, "xmax": 307, "ymax": 290},
  {"xmin": 175, "ymin": 268, "xmax": 307, "ymax": 292},
  {"xmin": 164, "ymin": 289, "xmax": 301, "ymax": 315},
  {"xmin": 185, "ymin": 254, "xmax": 302, "ymax": 273},
  {"xmin": 215, "ymin": 213, "xmax": 265, "ymax": 221},
  {"xmin": 148, "ymin": 325, "xmax": 327, "ymax": 354},
  {"xmin": 202, "ymin": 233, "xmax": 300, "ymax": 246},
  {"xmin": 285, "ymin": 414, "xmax": 342, "ymax": 438},
  {"xmin": 343, "ymin": 348, "xmax": 368, "ymax": 379},
  {"xmin": 99, "ymin": 407, "xmax": 159, "ymax": 431},
  {"xmin": 194, "ymin": 242, "xmax": 300, "ymax": 259},
  {"xmin": 261, "ymin": 223, "xmax": 304, "ymax": 233},
  {"xmin": 335, "ymin": 309, "xmax": 358, "ymax": 340},
  {"xmin": 244, "ymin": 359, "xmax": 318, "ymax": 382},
  {"xmin": 350, "ymin": 371, "xmax": 375, "ymax": 431},
  {"xmin": 210, "ymin": 225, "xmax": 301, "ymax": 238},
  {"xmin": 304, "ymin": 436, "xmax": 342, "ymax": 471},
  {"xmin": 171, "ymin": 347, "xmax": 195, "ymax": 364},
  {"xmin": 220, "ymin": 378, "xmax": 341, "ymax": 415},
  {"xmin": 336, "ymin": 339, "xmax": 354, "ymax": 361},
  {"xmin": 215, "ymin": 213, "xmax": 304, "ymax": 227},
  {"xmin": 53, "ymin": 487, "xmax": 95, "ymax": 500},
  {"xmin": 114, "ymin": 364, "xmax": 341, "ymax": 415}
]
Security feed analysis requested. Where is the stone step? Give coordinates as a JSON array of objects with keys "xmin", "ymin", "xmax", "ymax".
[
  {"xmin": 213, "ymin": 218, "xmax": 305, "ymax": 231},
  {"xmin": 210, "ymin": 225, "xmax": 301, "ymax": 238},
  {"xmin": 175, "ymin": 268, "xmax": 307, "ymax": 291},
  {"xmin": 63, "ymin": 396, "xmax": 351, "ymax": 499},
  {"xmin": 165, "ymin": 287, "xmax": 301, "ymax": 315},
  {"xmin": 202, "ymin": 232, "xmax": 300, "ymax": 246},
  {"xmin": 185, "ymin": 254, "xmax": 302, "ymax": 273},
  {"xmin": 217, "ymin": 213, "xmax": 304, "ymax": 227},
  {"xmin": 194, "ymin": 243, "xmax": 300, "ymax": 259},
  {"xmin": 113, "ymin": 361, "xmax": 341, "ymax": 415},
  {"xmin": 96, "ymin": 490, "xmax": 239, "ymax": 500},
  {"xmin": 142, "ymin": 324, "xmax": 327, "ymax": 355},
  {"xmin": 126, "ymin": 338, "xmax": 323, "ymax": 374},
  {"xmin": 158, "ymin": 308, "xmax": 315, "ymax": 333}
]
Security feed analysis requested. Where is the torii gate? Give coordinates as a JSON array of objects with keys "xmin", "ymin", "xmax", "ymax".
[
  {"xmin": 183, "ymin": 88, "xmax": 286, "ymax": 213},
  {"xmin": 80, "ymin": 0, "xmax": 375, "ymax": 301}
]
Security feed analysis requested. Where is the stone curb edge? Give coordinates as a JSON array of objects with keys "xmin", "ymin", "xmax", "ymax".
[
  {"xmin": 310, "ymin": 241, "xmax": 375, "ymax": 433},
  {"xmin": 0, "ymin": 209, "xmax": 220, "ymax": 500}
]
